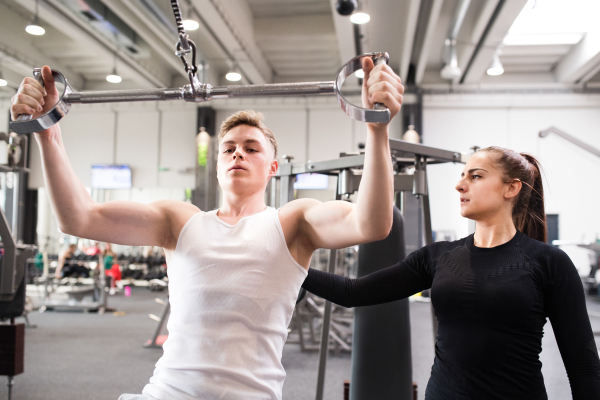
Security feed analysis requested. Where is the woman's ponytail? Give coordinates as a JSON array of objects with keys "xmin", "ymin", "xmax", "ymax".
[
  {"xmin": 479, "ymin": 147, "xmax": 547, "ymax": 243},
  {"xmin": 516, "ymin": 154, "xmax": 546, "ymax": 243}
]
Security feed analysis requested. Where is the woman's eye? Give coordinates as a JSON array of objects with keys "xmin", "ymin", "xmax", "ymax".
[{"xmin": 472, "ymin": 175, "xmax": 481, "ymax": 179}]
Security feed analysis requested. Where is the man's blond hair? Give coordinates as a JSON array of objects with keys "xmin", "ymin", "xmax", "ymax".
[{"xmin": 218, "ymin": 110, "xmax": 278, "ymax": 159}]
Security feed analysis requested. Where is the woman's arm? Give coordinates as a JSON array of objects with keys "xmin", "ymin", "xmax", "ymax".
[
  {"xmin": 546, "ymin": 250, "xmax": 600, "ymax": 399},
  {"xmin": 302, "ymin": 247, "xmax": 433, "ymax": 308}
]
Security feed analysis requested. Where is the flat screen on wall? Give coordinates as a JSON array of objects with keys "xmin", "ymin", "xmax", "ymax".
[
  {"xmin": 293, "ymin": 173, "xmax": 329, "ymax": 190},
  {"xmin": 91, "ymin": 165, "xmax": 132, "ymax": 189}
]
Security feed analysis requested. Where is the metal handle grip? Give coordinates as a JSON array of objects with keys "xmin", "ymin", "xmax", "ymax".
[
  {"xmin": 333, "ymin": 52, "xmax": 391, "ymax": 123},
  {"xmin": 372, "ymin": 55, "xmax": 387, "ymax": 112}
]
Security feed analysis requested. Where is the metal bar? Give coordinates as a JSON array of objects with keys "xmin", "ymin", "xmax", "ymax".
[
  {"xmin": 66, "ymin": 88, "xmax": 184, "ymax": 103},
  {"xmin": 388, "ymin": 138, "xmax": 465, "ymax": 164},
  {"xmin": 418, "ymin": 162, "xmax": 438, "ymax": 346},
  {"xmin": 315, "ymin": 248, "xmax": 338, "ymax": 400},
  {"xmin": 539, "ymin": 126, "xmax": 600, "ymax": 159},
  {"xmin": 276, "ymin": 140, "xmax": 468, "ymax": 179},
  {"xmin": 145, "ymin": 297, "xmax": 170, "ymax": 348},
  {"xmin": 212, "ymin": 82, "xmax": 335, "ymax": 99},
  {"xmin": 11, "ymin": 172, "xmax": 19, "ymax": 241}
]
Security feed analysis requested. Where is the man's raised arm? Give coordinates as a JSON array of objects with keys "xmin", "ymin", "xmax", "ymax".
[
  {"xmin": 10, "ymin": 66, "xmax": 198, "ymax": 249},
  {"xmin": 284, "ymin": 57, "xmax": 403, "ymax": 251}
]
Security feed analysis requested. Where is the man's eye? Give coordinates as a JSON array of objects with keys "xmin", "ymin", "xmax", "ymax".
[{"xmin": 223, "ymin": 149, "xmax": 233, "ymax": 153}]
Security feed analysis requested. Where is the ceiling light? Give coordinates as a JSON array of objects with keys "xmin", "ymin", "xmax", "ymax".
[
  {"xmin": 26, "ymin": 16, "xmax": 45, "ymax": 36},
  {"xmin": 226, "ymin": 66, "xmax": 241, "ymax": 82},
  {"xmin": 350, "ymin": 12, "xmax": 370, "ymax": 24},
  {"xmin": 106, "ymin": 67, "xmax": 121, "ymax": 83},
  {"xmin": 26, "ymin": 0, "xmax": 45, "ymax": 36},
  {"xmin": 354, "ymin": 69, "xmax": 364, "ymax": 79},
  {"xmin": 182, "ymin": 19, "xmax": 199, "ymax": 31},
  {"xmin": 487, "ymin": 54, "xmax": 504, "ymax": 76}
]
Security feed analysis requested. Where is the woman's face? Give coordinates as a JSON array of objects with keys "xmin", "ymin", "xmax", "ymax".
[{"xmin": 455, "ymin": 152, "xmax": 517, "ymax": 221}]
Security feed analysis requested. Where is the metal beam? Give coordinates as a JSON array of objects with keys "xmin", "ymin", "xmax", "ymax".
[
  {"xmin": 554, "ymin": 28, "xmax": 600, "ymax": 84},
  {"xmin": 460, "ymin": 0, "xmax": 528, "ymax": 84},
  {"xmin": 414, "ymin": 0, "xmax": 444, "ymax": 84},
  {"xmin": 400, "ymin": 0, "xmax": 422, "ymax": 83},
  {"xmin": 276, "ymin": 139, "xmax": 468, "ymax": 178}
]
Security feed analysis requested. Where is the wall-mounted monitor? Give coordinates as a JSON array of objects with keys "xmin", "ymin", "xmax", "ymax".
[
  {"xmin": 91, "ymin": 164, "xmax": 132, "ymax": 189},
  {"xmin": 293, "ymin": 173, "xmax": 329, "ymax": 190}
]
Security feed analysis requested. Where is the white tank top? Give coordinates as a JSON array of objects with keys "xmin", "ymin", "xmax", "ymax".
[{"xmin": 142, "ymin": 207, "xmax": 307, "ymax": 400}]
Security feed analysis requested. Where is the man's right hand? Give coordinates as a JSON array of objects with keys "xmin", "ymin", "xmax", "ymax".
[{"xmin": 10, "ymin": 66, "xmax": 59, "ymax": 131}]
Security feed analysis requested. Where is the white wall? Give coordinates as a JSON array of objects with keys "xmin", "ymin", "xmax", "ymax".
[
  {"xmin": 28, "ymin": 101, "xmax": 198, "ymax": 189},
  {"xmin": 424, "ymin": 92, "xmax": 600, "ymax": 271}
]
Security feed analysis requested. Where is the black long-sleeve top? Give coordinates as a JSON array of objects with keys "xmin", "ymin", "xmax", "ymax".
[{"xmin": 302, "ymin": 231, "xmax": 600, "ymax": 399}]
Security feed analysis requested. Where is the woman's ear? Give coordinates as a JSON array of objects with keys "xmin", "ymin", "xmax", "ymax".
[{"xmin": 505, "ymin": 179, "xmax": 522, "ymax": 200}]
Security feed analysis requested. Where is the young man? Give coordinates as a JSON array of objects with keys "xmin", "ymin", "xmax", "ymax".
[{"xmin": 11, "ymin": 58, "xmax": 404, "ymax": 400}]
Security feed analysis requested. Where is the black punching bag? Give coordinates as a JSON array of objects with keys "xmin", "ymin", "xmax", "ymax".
[{"xmin": 351, "ymin": 206, "xmax": 412, "ymax": 400}]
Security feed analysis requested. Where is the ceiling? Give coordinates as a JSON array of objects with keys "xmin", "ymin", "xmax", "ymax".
[{"xmin": 1, "ymin": 0, "xmax": 599, "ymax": 97}]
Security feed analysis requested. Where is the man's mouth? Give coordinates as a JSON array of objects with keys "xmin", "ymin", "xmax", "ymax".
[{"xmin": 228, "ymin": 165, "xmax": 245, "ymax": 171}]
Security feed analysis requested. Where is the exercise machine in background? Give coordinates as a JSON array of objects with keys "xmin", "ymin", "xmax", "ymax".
[
  {"xmin": 269, "ymin": 138, "xmax": 469, "ymax": 400},
  {"xmin": 0, "ymin": 131, "xmax": 37, "ymax": 400}
]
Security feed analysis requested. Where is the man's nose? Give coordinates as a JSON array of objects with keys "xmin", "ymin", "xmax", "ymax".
[{"xmin": 233, "ymin": 148, "xmax": 244, "ymax": 159}]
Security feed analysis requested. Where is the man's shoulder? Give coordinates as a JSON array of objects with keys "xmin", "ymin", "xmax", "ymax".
[{"xmin": 278, "ymin": 198, "xmax": 321, "ymax": 217}]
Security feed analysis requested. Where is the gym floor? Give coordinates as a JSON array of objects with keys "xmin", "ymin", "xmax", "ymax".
[{"xmin": 4, "ymin": 286, "xmax": 600, "ymax": 400}]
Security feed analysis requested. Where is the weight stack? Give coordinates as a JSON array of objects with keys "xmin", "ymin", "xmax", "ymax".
[{"xmin": 351, "ymin": 206, "xmax": 412, "ymax": 400}]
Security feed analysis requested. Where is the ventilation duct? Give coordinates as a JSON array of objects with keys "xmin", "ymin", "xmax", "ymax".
[
  {"xmin": 440, "ymin": 0, "xmax": 471, "ymax": 80},
  {"xmin": 61, "ymin": 0, "xmax": 149, "ymax": 58}
]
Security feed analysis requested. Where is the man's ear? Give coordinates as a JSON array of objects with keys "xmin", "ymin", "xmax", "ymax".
[
  {"xmin": 505, "ymin": 180, "xmax": 522, "ymax": 200},
  {"xmin": 269, "ymin": 159, "xmax": 279, "ymax": 177}
]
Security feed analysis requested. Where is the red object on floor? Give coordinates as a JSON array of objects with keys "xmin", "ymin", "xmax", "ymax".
[{"xmin": 146, "ymin": 335, "xmax": 168, "ymax": 346}]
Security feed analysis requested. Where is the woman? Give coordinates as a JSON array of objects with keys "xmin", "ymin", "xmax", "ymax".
[{"xmin": 302, "ymin": 147, "xmax": 600, "ymax": 399}]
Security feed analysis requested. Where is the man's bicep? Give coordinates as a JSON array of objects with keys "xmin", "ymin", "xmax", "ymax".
[{"xmin": 301, "ymin": 200, "xmax": 366, "ymax": 249}]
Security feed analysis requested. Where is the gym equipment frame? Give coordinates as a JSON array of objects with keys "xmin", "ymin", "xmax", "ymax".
[
  {"xmin": 0, "ymin": 132, "xmax": 36, "ymax": 400},
  {"xmin": 269, "ymin": 138, "xmax": 469, "ymax": 400}
]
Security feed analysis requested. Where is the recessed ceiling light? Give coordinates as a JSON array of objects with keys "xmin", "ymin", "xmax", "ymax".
[
  {"xmin": 0, "ymin": 79, "xmax": 7, "ymax": 87},
  {"xmin": 354, "ymin": 69, "xmax": 364, "ymax": 79}
]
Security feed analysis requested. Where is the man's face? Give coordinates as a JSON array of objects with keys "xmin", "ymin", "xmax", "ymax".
[{"xmin": 217, "ymin": 125, "xmax": 278, "ymax": 196}]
